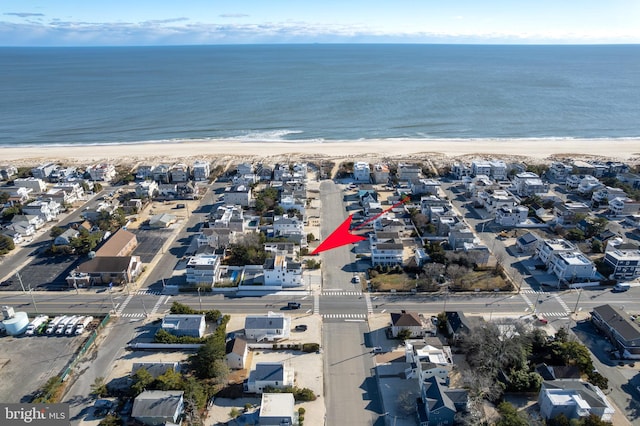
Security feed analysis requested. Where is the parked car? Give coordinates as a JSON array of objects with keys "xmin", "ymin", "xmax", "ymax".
[
  {"xmin": 295, "ymin": 324, "xmax": 308, "ymax": 332},
  {"xmin": 372, "ymin": 346, "xmax": 384, "ymax": 354}
]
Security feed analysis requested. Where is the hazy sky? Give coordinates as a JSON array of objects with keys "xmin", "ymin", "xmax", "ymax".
[{"xmin": 1, "ymin": 0, "xmax": 639, "ymax": 46}]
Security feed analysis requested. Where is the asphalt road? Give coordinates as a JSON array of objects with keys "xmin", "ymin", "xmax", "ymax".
[{"xmin": 323, "ymin": 321, "xmax": 381, "ymax": 426}]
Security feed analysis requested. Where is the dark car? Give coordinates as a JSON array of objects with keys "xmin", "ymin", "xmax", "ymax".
[
  {"xmin": 0, "ymin": 280, "xmax": 12, "ymax": 287},
  {"xmin": 295, "ymin": 324, "xmax": 308, "ymax": 332},
  {"xmin": 287, "ymin": 302, "xmax": 301, "ymax": 310}
]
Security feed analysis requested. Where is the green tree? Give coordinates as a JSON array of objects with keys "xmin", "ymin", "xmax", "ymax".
[
  {"xmin": 0, "ymin": 234, "xmax": 16, "ymax": 255},
  {"xmin": 191, "ymin": 337, "xmax": 226, "ymax": 379},
  {"xmin": 396, "ymin": 329, "xmax": 413, "ymax": 341},
  {"xmin": 566, "ymin": 229, "xmax": 586, "ymax": 241},
  {"xmin": 495, "ymin": 401, "xmax": 529, "ymax": 426},
  {"xmin": 50, "ymin": 226, "xmax": 65, "ymax": 238},
  {"xmin": 131, "ymin": 368, "xmax": 155, "ymax": 396},
  {"xmin": 98, "ymin": 414, "xmax": 123, "ymax": 426},
  {"xmin": 155, "ymin": 368, "xmax": 183, "ymax": 391},
  {"xmin": 90, "ymin": 376, "xmax": 108, "ymax": 397}
]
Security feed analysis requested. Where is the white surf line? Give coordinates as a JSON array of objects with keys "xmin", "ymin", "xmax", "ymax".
[
  {"xmin": 115, "ymin": 293, "xmax": 134, "ymax": 316},
  {"xmin": 150, "ymin": 296, "xmax": 166, "ymax": 316}
]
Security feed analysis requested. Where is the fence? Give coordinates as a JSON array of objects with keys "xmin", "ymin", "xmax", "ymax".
[{"xmin": 34, "ymin": 314, "xmax": 112, "ymax": 402}]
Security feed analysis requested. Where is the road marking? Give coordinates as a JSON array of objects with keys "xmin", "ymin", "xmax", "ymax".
[
  {"xmin": 314, "ymin": 293, "xmax": 320, "ymax": 315},
  {"xmin": 115, "ymin": 293, "xmax": 134, "ymax": 316},
  {"xmin": 344, "ymin": 319, "xmax": 366, "ymax": 322},
  {"xmin": 150, "ymin": 296, "xmax": 165, "ymax": 316},
  {"xmin": 520, "ymin": 293, "xmax": 534, "ymax": 311},
  {"xmin": 163, "ymin": 296, "xmax": 171, "ymax": 304},
  {"xmin": 364, "ymin": 293, "xmax": 373, "ymax": 315},
  {"xmin": 381, "ymin": 309, "xmax": 386, "ymax": 313},
  {"xmin": 553, "ymin": 294, "xmax": 571, "ymax": 313},
  {"xmin": 322, "ymin": 313, "xmax": 367, "ymax": 319},
  {"xmin": 306, "ymin": 309, "xmax": 312, "ymax": 314}
]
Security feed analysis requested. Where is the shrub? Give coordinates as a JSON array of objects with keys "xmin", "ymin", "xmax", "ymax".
[{"xmin": 302, "ymin": 343, "xmax": 320, "ymax": 353}]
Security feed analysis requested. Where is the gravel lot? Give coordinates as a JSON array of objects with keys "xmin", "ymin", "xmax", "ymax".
[{"xmin": 0, "ymin": 332, "xmax": 86, "ymax": 402}]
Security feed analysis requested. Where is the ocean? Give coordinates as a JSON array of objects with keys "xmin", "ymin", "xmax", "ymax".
[{"xmin": 1, "ymin": 44, "xmax": 639, "ymax": 147}]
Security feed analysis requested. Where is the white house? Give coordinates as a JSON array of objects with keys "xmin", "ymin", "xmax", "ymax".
[
  {"xmin": 608, "ymin": 197, "xmax": 640, "ymax": 217},
  {"xmin": 591, "ymin": 186, "xmax": 626, "ymax": 206},
  {"xmin": 259, "ymin": 393, "xmax": 295, "ymax": 426},
  {"xmin": 210, "ymin": 204, "xmax": 244, "ymax": 231},
  {"xmin": 548, "ymin": 251, "xmax": 597, "ymax": 282},
  {"xmin": 353, "ymin": 161, "xmax": 371, "ymax": 182},
  {"xmin": 135, "ymin": 181, "xmax": 159, "ymax": 198},
  {"xmin": 511, "ymin": 172, "xmax": 547, "ymax": 197},
  {"xmin": 538, "ymin": 380, "xmax": 613, "ymax": 423},
  {"xmin": 185, "ymin": 254, "xmax": 221, "ymax": 287},
  {"xmin": 52, "ymin": 182, "xmax": 84, "ymax": 202},
  {"xmin": 87, "ymin": 163, "xmax": 116, "ymax": 182},
  {"xmin": 390, "ymin": 312, "xmax": 430, "ymax": 338},
  {"xmin": 495, "ymin": 206, "xmax": 529, "ymax": 227},
  {"xmin": 535, "ymin": 239, "xmax": 578, "ymax": 265},
  {"xmin": 263, "ymin": 255, "xmax": 303, "ymax": 288},
  {"xmin": 278, "ymin": 194, "xmax": 305, "ymax": 216},
  {"xmin": 411, "ymin": 179, "xmax": 440, "ymax": 196},
  {"xmin": 22, "ymin": 199, "xmax": 61, "ymax": 222},
  {"xmin": 244, "ymin": 312, "xmax": 291, "ymax": 342},
  {"xmin": 170, "ymin": 163, "xmax": 190, "ymax": 182},
  {"xmin": 225, "ymin": 338, "xmax": 248, "ymax": 370},
  {"xmin": 246, "ymin": 362, "xmax": 294, "ymax": 394},
  {"xmin": 135, "ymin": 164, "xmax": 155, "ymax": 181},
  {"xmin": 549, "ymin": 162, "xmax": 573, "ymax": 182},
  {"xmin": 577, "ymin": 175, "xmax": 602, "ymax": 195},
  {"xmin": 223, "ymin": 184, "xmax": 252, "ymax": 207},
  {"xmin": 161, "ymin": 314, "xmax": 206, "ymax": 338},
  {"xmin": 370, "ymin": 231, "xmax": 404, "ymax": 266},
  {"xmin": 31, "ymin": 162, "xmax": 58, "ymax": 181},
  {"xmin": 54, "ymin": 228, "xmax": 79, "ymax": 245},
  {"xmin": 273, "ymin": 216, "xmax": 304, "ymax": 236},
  {"xmin": 472, "ymin": 161, "xmax": 492, "ymax": 177},
  {"xmin": 195, "ymin": 228, "xmax": 237, "ymax": 250},
  {"xmin": 192, "ymin": 160, "xmax": 210, "ymax": 181},
  {"xmin": 14, "ymin": 177, "xmax": 48, "ymax": 193},
  {"xmin": 603, "ymin": 246, "xmax": 640, "ymax": 281},
  {"xmin": 398, "ymin": 163, "xmax": 422, "ymax": 182}
]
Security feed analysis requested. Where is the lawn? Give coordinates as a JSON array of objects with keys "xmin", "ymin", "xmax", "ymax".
[
  {"xmin": 454, "ymin": 269, "xmax": 511, "ymax": 291},
  {"xmin": 369, "ymin": 272, "xmax": 417, "ymax": 292}
]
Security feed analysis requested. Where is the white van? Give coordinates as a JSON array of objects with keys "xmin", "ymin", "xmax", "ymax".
[{"xmin": 613, "ymin": 283, "xmax": 631, "ymax": 292}]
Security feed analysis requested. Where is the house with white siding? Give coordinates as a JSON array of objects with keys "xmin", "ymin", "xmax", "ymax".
[
  {"xmin": 192, "ymin": 160, "xmax": 210, "ymax": 181},
  {"xmin": 223, "ymin": 184, "xmax": 252, "ymax": 207},
  {"xmin": 86, "ymin": 163, "xmax": 116, "ymax": 182},
  {"xmin": 23, "ymin": 199, "xmax": 61, "ymax": 222},
  {"xmin": 263, "ymin": 255, "xmax": 303, "ymax": 288},
  {"xmin": 244, "ymin": 312, "xmax": 291, "ymax": 342},
  {"xmin": 353, "ymin": 161, "xmax": 371, "ymax": 182},
  {"xmin": 14, "ymin": 177, "xmax": 48, "ymax": 193}
]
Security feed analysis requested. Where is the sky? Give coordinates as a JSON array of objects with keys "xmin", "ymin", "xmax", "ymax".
[{"xmin": 1, "ymin": 0, "xmax": 639, "ymax": 46}]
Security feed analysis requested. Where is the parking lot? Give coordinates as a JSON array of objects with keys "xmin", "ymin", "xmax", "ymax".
[
  {"xmin": 0, "ymin": 332, "xmax": 85, "ymax": 402},
  {"xmin": 130, "ymin": 228, "xmax": 173, "ymax": 263},
  {"xmin": 13, "ymin": 255, "xmax": 80, "ymax": 291}
]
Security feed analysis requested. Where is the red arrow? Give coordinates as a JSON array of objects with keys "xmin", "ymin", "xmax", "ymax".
[
  {"xmin": 310, "ymin": 195, "xmax": 411, "ymax": 255},
  {"xmin": 310, "ymin": 215, "xmax": 367, "ymax": 255}
]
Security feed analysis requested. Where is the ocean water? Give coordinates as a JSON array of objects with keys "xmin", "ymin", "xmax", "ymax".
[{"xmin": 0, "ymin": 44, "xmax": 639, "ymax": 147}]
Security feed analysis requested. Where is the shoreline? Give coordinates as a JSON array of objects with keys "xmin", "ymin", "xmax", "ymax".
[{"xmin": 2, "ymin": 138, "xmax": 639, "ymax": 166}]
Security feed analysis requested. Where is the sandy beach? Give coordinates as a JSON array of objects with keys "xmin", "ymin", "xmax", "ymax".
[{"xmin": 2, "ymin": 138, "xmax": 639, "ymax": 166}]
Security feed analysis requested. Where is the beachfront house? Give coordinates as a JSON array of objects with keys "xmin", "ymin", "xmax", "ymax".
[
  {"xmin": 14, "ymin": 177, "xmax": 48, "ymax": 193},
  {"xmin": 86, "ymin": 163, "xmax": 116, "ymax": 182}
]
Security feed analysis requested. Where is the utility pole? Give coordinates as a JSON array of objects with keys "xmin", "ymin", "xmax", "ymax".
[
  {"xmin": 197, "ymin": 287, "xmax": 202, "ymax": 312},
  {"xmin": 16, "ymin": 271, "xmax": 26, "ymax": 294},
  {"xmin": 28, "ymin": 286, "xmax": 39, "ymax": 315},
  {"xmin": 573, "ymin": 288, "xmax": 583, "ymax": 315}
]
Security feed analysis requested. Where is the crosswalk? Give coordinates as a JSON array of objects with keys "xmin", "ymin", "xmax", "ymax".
[
  {"xmin": 322, "ymin": 313, "xmax": 367, "ymax": 319},
  {"xmin": 321, "ymin": 291, "xmax": 362, "ymax": 296},
  {"xmin": 120, "ymin": 312, "xmax": 147, "ymax": 318},
  {"xmin": 540, "ymin": 312, "xmax": 570, "ymax": 318},
  {"xmin": 519, "ymin": 289, "xmax": 547, "ymax": 295},
  {"xmin": 135, "ymin": 290, "xmax": 163, "ymax": 296}
]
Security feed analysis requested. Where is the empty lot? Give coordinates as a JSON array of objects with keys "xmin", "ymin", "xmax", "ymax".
[{"xmin": 0, "ymin": 332, "xmax": 85, "ymax": 402}]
